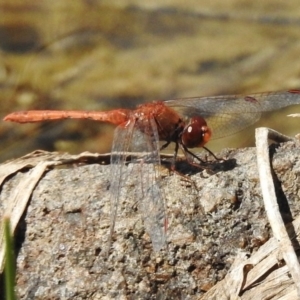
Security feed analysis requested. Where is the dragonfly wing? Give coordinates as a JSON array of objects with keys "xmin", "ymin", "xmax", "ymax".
[
  {"xmin": 166, "ymin": 96, "xmax": 261, "ymax": 139},
  {"xmin": 110, "ymin": 117, "xmax": 166, "ymax": 252},
  {"xmin": 131, "ymin": 117, "xmax": 166, "ymax": 251},
  {"xmin": 109, "ymin": 120, "xmax": 136, "ymax": 244},
  {"xmin": 139, "ymin": 176, "xmax": 166, "ymax": 251},
  {"xmin": 166, "ymin": 91, "xmax": 300, "ymax": 139}
]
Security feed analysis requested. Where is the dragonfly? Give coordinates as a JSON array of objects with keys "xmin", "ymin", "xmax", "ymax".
[{"xmin": 4, "ymin": 89, "xmax": 300, "ymax": 252}]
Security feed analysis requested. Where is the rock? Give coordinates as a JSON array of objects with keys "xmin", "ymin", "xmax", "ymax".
[{"xmin": 0, "ymin": 139, "xmax": 299, "ymax": 299}]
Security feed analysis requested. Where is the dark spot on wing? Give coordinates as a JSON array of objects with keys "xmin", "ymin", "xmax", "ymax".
[
  {"xmin": 288, "ymin": 89, "xmax": 300, "ymax": 94},
  {"xmin": 244, "ymin": 96, "xmax": 258, "ymax": 103}
]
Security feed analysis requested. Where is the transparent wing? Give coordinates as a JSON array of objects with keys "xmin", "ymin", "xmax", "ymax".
[
  {"xmin": 109, "ymin": 117, "xmax": 166, "ymax": 252},
  {"xmin": 131, "ymin": 117, "xmax": 167, "ymax": 251},
  {"xmin": 166, "ymin": 90, "xmax": 300, "ymax": 139},
  {"xmin": 109, "ymin": 120, "xmax": 136, "ymax": 246}
]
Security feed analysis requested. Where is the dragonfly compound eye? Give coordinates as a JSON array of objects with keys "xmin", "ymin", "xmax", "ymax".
[{"xmin": 181, "ymin": 116, "xmax": 212, "ymax": 148}]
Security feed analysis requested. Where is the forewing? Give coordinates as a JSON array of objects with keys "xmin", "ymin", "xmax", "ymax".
[{"xmin": 165, "ymin": 91, "xmax": 300, "ymax": 139}]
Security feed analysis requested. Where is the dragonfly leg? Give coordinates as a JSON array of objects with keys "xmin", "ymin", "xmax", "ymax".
[
  {"xmin": 182, "ymin": 144, "xmax": 206, "ymax": 164},
  {"xmin": 202, "ymin": 146, "xmax": 222, "ymax": 161},
  {"xmin": 170, "ymin": 141, "xmax": 179, "ymax": 171},
  {"xmin": 160, "ymin": 140, "xmax": 179, "ymax": 170},
  {"xmin": 180, "ymin": 144, "xmax": 228, "ymax": 173},
  {"xmin": 160, "ymin": 141, "xmax": 171, "ymax": 151}
]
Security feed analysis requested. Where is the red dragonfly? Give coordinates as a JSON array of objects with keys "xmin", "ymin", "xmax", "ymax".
[{"xmin": 4, "ymin": 89, "xmax": 300, "ymax": 252}]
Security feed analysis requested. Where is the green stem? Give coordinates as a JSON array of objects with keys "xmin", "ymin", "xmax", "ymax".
[{"xmin": 3, "ymin": 216, "xmax": 16, "ymax": 300}]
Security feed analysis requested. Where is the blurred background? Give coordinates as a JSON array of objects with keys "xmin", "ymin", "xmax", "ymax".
[{"xmin": 1, "ymin": 0, "xmax": 300, "ymax": 162}]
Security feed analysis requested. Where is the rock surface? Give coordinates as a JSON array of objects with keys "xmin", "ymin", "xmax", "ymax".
[{"xmin": 0, "ymin": 139, "xmax": 300, "ymax": 299}]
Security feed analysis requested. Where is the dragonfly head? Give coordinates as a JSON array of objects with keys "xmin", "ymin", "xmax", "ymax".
[{"xmin": 181, "ymin": 116, "xmax": 212, "ymax": 148}]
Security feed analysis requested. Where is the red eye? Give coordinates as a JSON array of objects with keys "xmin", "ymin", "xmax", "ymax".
[{"xmin": 181, "ymin": 116, "xmax": 212, "ymax": 148}]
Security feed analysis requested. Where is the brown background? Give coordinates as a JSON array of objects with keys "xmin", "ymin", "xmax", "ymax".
[{"xmin": 1, "ymin": 0, "xmax": 300, "ymax": 162}]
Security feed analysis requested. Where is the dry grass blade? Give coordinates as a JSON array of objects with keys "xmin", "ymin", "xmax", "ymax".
[
  {"xmin": 0, "ymin": 161, "xmax": 51, "ymax": 272},
  {"xmin": 255, "ymin": 127, "xmax": 300, "ymax": 297},
  {"xmin": 200, "ymin": 214, "xmax": 300, "ymax": 299}
]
